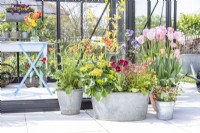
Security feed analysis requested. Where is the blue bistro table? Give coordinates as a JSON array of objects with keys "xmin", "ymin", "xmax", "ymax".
[{"xmin": 0, "ymin": 42, "xmax": 52, "ymax": 96}]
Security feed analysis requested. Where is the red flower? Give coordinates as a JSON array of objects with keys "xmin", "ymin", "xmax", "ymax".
[
  {"xmin": 41, "ymin": 57, "xmax": 46, "ymax": 64},
  {"xmin": 110, "ymin": 62, "xmax": 116, "ymax": 68},
  {"xmin": 123, "ymin": 60, "xmax": 129, "ymax": 67},
  {"xmin": 118, "ymin": 59, "xmax": 129, "ymax": 67},
  {"xmin": 115, "ymin": 66, "xmax": 121, "ymax": 72},
  {"xmin": 25, "ymin": 63, "xmax": 29, "ymax": 69},
  {"xmin": 118, "ymin": 59, "xmax": 125, "ymax": 66}
]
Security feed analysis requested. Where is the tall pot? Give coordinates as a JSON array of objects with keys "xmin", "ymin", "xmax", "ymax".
[
  {"xmin": 92, "ymin": 92, "xmax": 149, "ymax": 121},
  {"xmin": 57, "ymin": 89, "xmax": 83, "ymax": 115}
]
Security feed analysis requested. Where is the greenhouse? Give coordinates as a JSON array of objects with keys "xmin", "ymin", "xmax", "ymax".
[{"xmin": 0, "ymin": 0, "xmax": 200, "ymax": 133}]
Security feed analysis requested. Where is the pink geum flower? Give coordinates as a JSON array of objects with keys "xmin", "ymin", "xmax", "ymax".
[
  {"xmin": 110, "ymin": 62, "xmax": 116, "ymax": 68},
  {"xmin": 136, "ymin": 35, "xmax": 145, "ymax": 44},
  {"xmin": 147, "ymin": 28, "xmax": 156, "ymax": 40},
  {"xmin": 115, "ymin": 66, "xmax": 121, "ymax": 72},
  {"xmin": 167, "ymin": 27, "xmax": 174, "ymax": 33},
  {"xmin": 170, "ymin": 42, "xmax": 177, "ymax": 48},
  {"xmin": 174, "ymin": 49, "xmax": 181, "ymax": 59}
]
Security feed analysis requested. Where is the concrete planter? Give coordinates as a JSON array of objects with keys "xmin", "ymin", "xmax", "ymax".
[
  {"xmin": 57, "ymin": 89, "xmax": 83, "ymax": 115},
  {"xmin": 180, "ymin": 54, "xmax": 200, "ymax": 74},
  {"xmin": 155, "ymin": 100, "xmax": 175, "ymax": 120},
  {"xmin": 5, "ymin": 12, "xmax": 28, "ymax": 22},
  {"xmin": 92, "ymin": 92, "xmax": 149, "ymax": 121}
]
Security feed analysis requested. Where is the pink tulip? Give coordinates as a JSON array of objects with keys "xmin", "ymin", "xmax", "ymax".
[
  {"xmin": 174, "ymin": 49, "xmax": 181, "ymax": 59},
  {"xmin": 174, "ymin": 31, "xmax": 183, "ymax": 40},
  {"xmin": 156, "ymin": 29, "xmax": 166, "ymax": 41},
  {"xmin": 147, "ymin": 29, "xmax": 156, "ymax": 40},
  {"xmin": 168, "ymin": 27, "xmax": 174, "ymax": 33},
  {"xmin": 170, "ymin": 42, "xmax": 177, "ymax": 48},
  {"xmin": 167, "ymin": 32, "xmax": 175, "ymax": 41},
  {"xmin": 136, "ymin": 35, "xmax": 145, "ymax": 44},
  {"xmin": 142, "ymin": 29, "xmax": 149, "ymax": 37}
]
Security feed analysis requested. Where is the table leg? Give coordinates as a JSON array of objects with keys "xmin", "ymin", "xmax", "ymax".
[{"xmin": 15, "ymin": 44, "xmax": 52, "ymax": 96}]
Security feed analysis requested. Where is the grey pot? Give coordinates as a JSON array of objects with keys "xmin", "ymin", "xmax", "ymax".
[
  {"xmin": 155, "ymin": 100, "xmax": 175, "ymax": 120},
  {"xmin": 10, "ymin": 31, "xmax": 19, "ymax": 39},
  {"xmin": 57, "ymin": 89, "xmax": 83, "ymax": 115},
  {"xmin": 3, "ymin": 32, "xmax": 10, "ymax": 39},
  {"xmin": 22, "ymin": 32, "xmax": 28, "ymax": 39},
  {"xmin": 92, "ymin": 92, "xmax": 149, "ymax": 121}
]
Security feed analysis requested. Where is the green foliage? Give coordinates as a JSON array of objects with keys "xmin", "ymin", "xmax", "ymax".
[
  {"xmin": 153, "ymin": 86, "xmax": 182, "ymax": 102},
  {"xmin": 153, "ymin": 53, "xmax": 185, "ymax": 87},
  {"xmin": 151, "ymin": 50, "xmax": 185, "ymax": 102},
  {"xmin": 54, "ymin": 43, "xmax": 83, "ymax": 94},
  {"xmin": 80, "ymin": 45, "xmax": 116, "ymax": 101},
  {"xmin": 177, "ymin": 13, "xmax": 200, "ymax": 35},
  {"xmin": 0, "ymin": 23, "xmax": 12, "ymax": 32},
  {"xmin": 122, "ymin": 73, "xmax": 154, "ymax": 95}
]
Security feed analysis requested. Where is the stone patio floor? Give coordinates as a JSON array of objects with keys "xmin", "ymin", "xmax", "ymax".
[{"xmin": 1, "ymin": 82, "xmax": 200, "ymax": 133}]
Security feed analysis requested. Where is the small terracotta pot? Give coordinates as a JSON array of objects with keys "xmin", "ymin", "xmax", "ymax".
[{"xmin": 150, "ymin": 94, "xmax": 156, "ymax": 111}]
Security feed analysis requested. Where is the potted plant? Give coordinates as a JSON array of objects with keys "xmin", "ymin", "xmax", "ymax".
[
  {"xmin": 79, "ymin": 37, "xmax": 154, "ymax": 121},
  {"xmin": 24, "ymin": 10, "xmax": 43, "ymax": 42},
  {"xmin": 19, "ymin": 23, "xmax": 29, "ymax": 39},
  {"xmin": 10, "ymin": 25, "xmax": 19, "ymax": 39},
  {"xmin": 137, "ymin": 26, "xmax": 186, "ymax": 120},
  {"xmin": 53, "ymin": 44, "xmax": 83, "ymax": 115},
  {"xmin": 0, "ymin": 23, "xmax": 11, "ymax": 39},
  {"xmin": 5, "ymin": 4, "xmax": 34, "ymax": 22},
  {"xmin": 23, "ymin": 57, "xmax": 47, "ymax": 88},
  {"xmin": 151, "ymin": 49, "xmax": 185, "ymax": 120},
  {"xmin": 177, "ymin": 13, "xmax": 200, "ymax": 74}
]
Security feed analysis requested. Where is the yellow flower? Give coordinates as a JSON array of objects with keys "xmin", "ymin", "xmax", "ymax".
[
  {"xmin": 98, "ymin": 53, "xmax": 104, "ymax": 61},
  {"xmin": 89, "ymin": 69, "xmax": 103, "ymax": 77},
  {"xmin": 80, "ymin": 67, "xmax": 87, "ymax": 72},
  {"xmin": 85, "ymin": 64, "xmax": 94, "ymax": 70},
  {"xmin": 97, "ymin": 60, "xmax": 109, "ymax": 68},
  {"xmin": 31, "ymin": 20, "xmax": 37, "ymax": 27},
  {"xmin": 97, "ymin": 79, "xmax": 103, "ymax": 85}
]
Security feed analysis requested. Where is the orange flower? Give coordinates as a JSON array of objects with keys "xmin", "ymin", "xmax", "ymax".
[
  {"xmin": 102, "ymin": 37, "xmax": 112, "ymax": 49},
  {"xmin": 24, "ymin": 16, "xmax": 28, "ymax": 22},
  {"xmin": 32, "ymin": 13, "xmax": 40, "ymax": 20},
  {"xmin": 37, "ymin": 10, "xmax": 42, "ymax": 16},
  {"xmin": 88, "ymin": 45, "xmax": 94, "ymax": 50},
  {"xmin": 85, "ymin": 50, "xmax": 90, "ymax": 55},
  {"xmin": 71, "ymin": 45, "xmax": 78, "ymax": 52},
  {"xmin": 160, "ymin": 49, "xmax": 165, "ymax": 55},
  {"xmin": 147, "ymin": 57, "xmax": 152, "ymax": 64},
  {"xmin": 29, "ymin": 12, "xmax": 34, "ymax": 17},
  {"xmin": 48, "ymin": 48, "xmax": 55, "ymax": 52}
]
